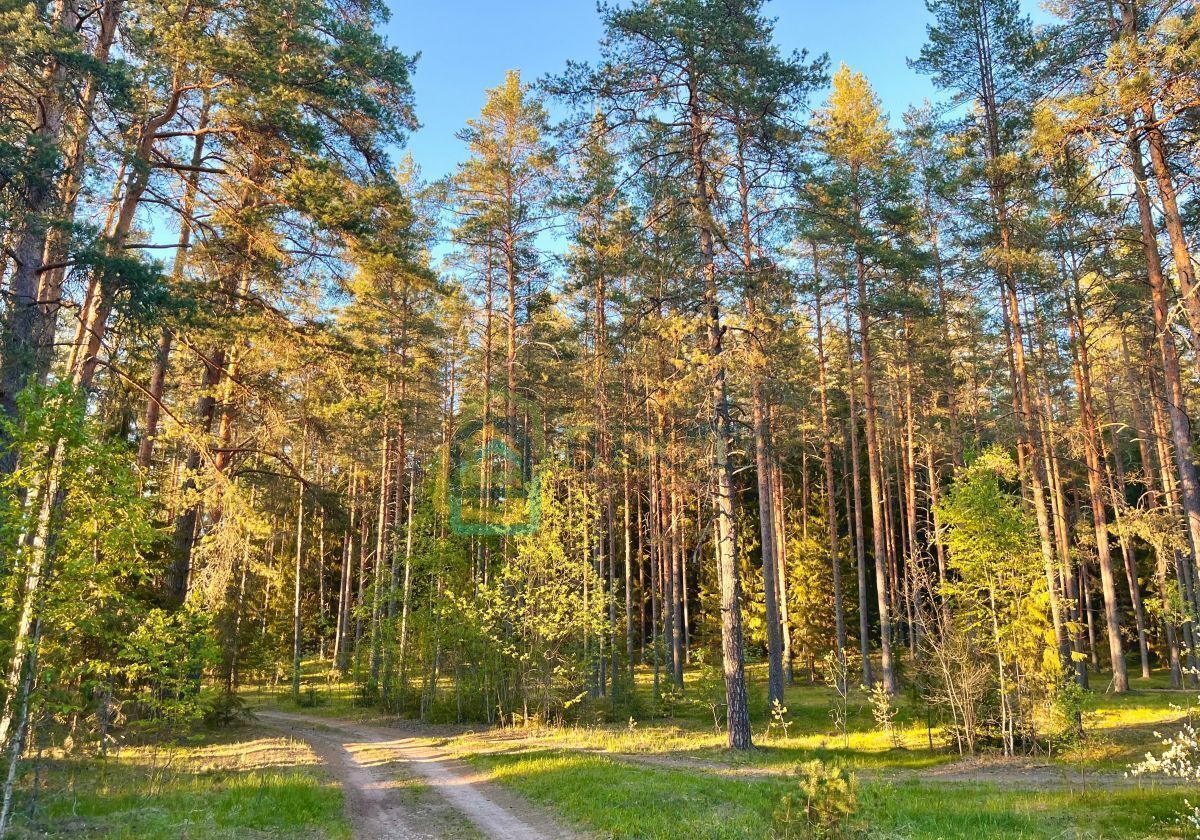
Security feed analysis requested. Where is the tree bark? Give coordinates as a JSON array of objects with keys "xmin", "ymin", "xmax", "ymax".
[
  {"xmin": 844, "ymin": 291, "xmax": 873, "ymax": 688},
  {"xmin": 1066, "ymin": 277, "xmax": 1127, "ymax": 690},
  {"xmin": 813, "ymin": 252, "xmax": 848, "ymax": 680},
  {"xmin": 688, "ymin": 71, "xmax": 750, "ymax": 748}
]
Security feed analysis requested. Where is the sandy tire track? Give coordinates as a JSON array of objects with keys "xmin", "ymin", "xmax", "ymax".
[{"xmin": 258, "ymin": 711, "xmax": 583, "ymax": 840}]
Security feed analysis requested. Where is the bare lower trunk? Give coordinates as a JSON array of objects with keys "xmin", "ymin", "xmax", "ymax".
[
  {"xmin": 856, "ymin": 222, "xmax": 896, "ymax": 693},
  {"xmin": 845, "ymin": 292, "xmax": 873, "ymax": 688},
  {"xmin": 1067, "ymin": 281, "xmax": 1127, "ymax": 691},
  {"xmin": 689, "ymin": 73, "xmax": 750, "ymax": 748},
  {"xmin": 813, "ymin": 263, "xmax": 847, "ymax": 679},
  {"xmin": 1126, "ymin": 124, "xmax": 1200, "ymax": 587},
  {"xmin": 291, "ymin": 436, "xmax": 308, "ymax": 701},
  {"xmin": 773, "ymin": 451, "xmax": 793, "ymax": 684}
]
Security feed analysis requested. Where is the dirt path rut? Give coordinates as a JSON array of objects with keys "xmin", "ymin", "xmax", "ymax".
[{"xmin": 258, "ymin": 711, "xmax": 582, "ymax": 840}]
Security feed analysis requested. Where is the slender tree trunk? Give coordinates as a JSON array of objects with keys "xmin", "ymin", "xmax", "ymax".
[
  {"xmin": 333, "ymin": 471, "xmax": 357, "ymax": 673},
  {"xmin": 166, "ymin": 345, "xmax": 226, "ymax": 605},
  {"xmin": 137, "ymin": 95, "xmax": 211, "ymax": 469},
  {"xmin": 971, "ymin": 14, "xmax": 1069, "ymax": 667},
  {"xmin": 1067, "ymin": 280, "xmax": 1127, "ymax": 691},
  {"xmin": 624, "ymin": 465, "xmax": 634, "ymax": 682},
  {"xmin": 0, "ymin": 1, "xmax": 82, "ymax": 459},
  {"xmin": 688, "ymin": 71, "xmax": 750, "ymax": 747},
  {"xmin": 854, "ymin": 205, "xmax": 896, "ymax": 693},
  {"xmin": 737, "ymin": 138, "xmax": 783, "ymax": 703},
  {"xmin": 30, "ymin": 0, "xmax": 126, "ymax": 403},
  {"xmin": 751, "ymin": 371, "xmax": 783, "ymax": 703},
  {"xmin": 398, "ymin": 464, "xmax": 417, "ymax": 697},
  {"xmin": 813, "ymin": 254, "xmax": 848, "ymax": 680},
  {"xmin": 369, "ymin": 413, "xmax": 391, "ymax": 688},
  {"xmin": 844, "ymin": 292, "xmax": 873, "ymax": 688},
  {"xmin": 1105, "ymin": 414, "xmax": 1151, "ymax": 680},
  {"xmin": 1124, "ymin": 123, "xmax": 1200, "ymax": 602},
  {"xmin": 291, "ymin": 434, "xmax": 308, "ymax": 702},
  {"xmin": 773, "ymin": 448, "xmax": 793, "ymax": 685}
]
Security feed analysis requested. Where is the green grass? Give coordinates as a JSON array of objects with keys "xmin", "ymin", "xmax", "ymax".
[
  {"xmin": 238, "ymin": 657, "xmax": 396, "ymax": 723},
  {"xmin": 868, "ymin": 782, "xmax": 1190, "ymax": 839},
  {"xmin": 467, "ymin": 748, "xmax": 1193, "ymax": 839},
  {"xmin": 8, "ymin": 729, "xmax": 350, "ymax": 839},
  {"xmin": 231, "ymin": 657, "xmax": 1200, "ymax": 838},
  {"xmin": 245, "ymin": 658, "xmax": 1198, "ymax": 774},
  {"xmin": 436, "ymin": 664, "xmax": 1192, "ymax": 776}
]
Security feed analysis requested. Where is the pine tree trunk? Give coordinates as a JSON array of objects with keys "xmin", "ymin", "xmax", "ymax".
[
  {"xmin": 738, "ymin": 138, "xmax": 783, "ymax": 704},
  {"xmin": 624, "ymin": 465, "xmax": 634, "ymax": 682},
  {"xmin": 32, "ymin": 0, "xmax": 125, "ymax": 390},
  {"xmin": 1125, "ymin": 122, "xmax": 1200, "ymax": 597},
  {"xmin": 772, "ymin": 450, "xmax": 793, "ymax": 685},
  {"xmin": 333, "ymin": 472, "xmax": 356, "ymax": 673},
  {"xmin": 688, "ymin": 72, "xmax": 750, "ymax": 748},
  {"xmin": 844, "ymin": 292, "xmax": 873, "ymax": 688},
  {"xmin": 752, "ymin": 378, "xmax": 784, "ymax": 702},
  {"xmin": 398, "ymin": 464, "xmax": 416, "ymax": 697},
  {"xmin": 0, "ymin": 2, "xmax": 81, "ymax": 460},
  {"xmin": 137, "ymin": 98, "xmax": 211, "ymax": 469},
  {"xmin": 857, "ymin": 255, "xmax": 896, "ymax": 692},
  {"xmin": 972, "ymin": 16, "xmax": 1069, "ymax": 668},
  {"xmin": 1067, "ymin": 279, "xmax": 1127, "ymax": 690},
  {"xmin": 813, "ymin": 259, "xmax": 848, "ymax": 677},
  {"xmin": 291, "ymin": 436, "xmax": 308, "ymax": 702},
  {"xmin": 369, "ymin": 413, "xmax": 391, "ymax": 689}
]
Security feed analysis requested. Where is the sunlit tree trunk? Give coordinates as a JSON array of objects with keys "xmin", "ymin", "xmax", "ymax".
[
  {"xmin": 813, "ymin": 253, "xmax": 848, "ymax": 681},
  {"xmin": 844, "ymin": 291, "xmax": 873, "ymax": 688},
  {"xmin": 688, "ymin": 70, "xmax": 750, "ymax": 747}
]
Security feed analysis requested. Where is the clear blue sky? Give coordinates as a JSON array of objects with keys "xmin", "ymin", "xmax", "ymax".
[{"xmin": 384, "ymin": 0, "xmax": 1052, "ymax": 183}]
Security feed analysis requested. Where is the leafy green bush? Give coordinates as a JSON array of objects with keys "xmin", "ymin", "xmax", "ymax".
[
  {"xmin": 1051, "ymin": 679, "xmax": 1089, "ymax": 746},
  {"xmin": 865, "ymin": 680, "xmax": 901, "ymax": 748},
  {"xmin": 120, "ymin": 608, "xmax": 220, "ymax": 733},
  {"xmin": 656, "ymin": 684, "xmax": 685, "ymax": 717}
]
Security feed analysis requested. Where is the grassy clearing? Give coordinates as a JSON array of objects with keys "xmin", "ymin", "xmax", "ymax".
[
  {"xmin": 438, "ymin": 665, "xmax": 1198, "ymax": 838},
  {"xmin": 466, "ymin": 748, "xmax": 1192, "ymax": 839},
  {"xmin": 237, "ymin": 658, "xmax": 391, "ymax": 723},
  {"xmin": 234, "ymin": 658, "xmax": 1200, "ymax": 838},
  {"xmin": 7, "ymin": 728, "xmax": 350, "ymax": 839},
  {"xmin": 430, "ymin": 666, "xmax": 1193, "ymax": 777},
  {"xmin": 244, "ymin": 658, "xmax": 1197, "ymax": 774}
]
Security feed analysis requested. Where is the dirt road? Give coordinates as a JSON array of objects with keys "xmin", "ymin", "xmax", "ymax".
[{"xmin": 258, "ymin": 711, "xmax": 583, "ymax": 840}]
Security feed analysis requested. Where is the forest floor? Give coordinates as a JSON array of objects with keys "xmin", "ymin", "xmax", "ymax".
[
  {"xmin": 9, "ymin": 663, "xmax": 1198, "ymax": 838},
  {"xmin": 5, "ymin": 727, "xmax": 351, "ymax": 839},
  {"xmin": 237, "ymin": 661, "xmax": 1200, "ymax": 839},
  {"xmin": 255, "ymin": 710, "xmax": 583, "ymax": 840}
]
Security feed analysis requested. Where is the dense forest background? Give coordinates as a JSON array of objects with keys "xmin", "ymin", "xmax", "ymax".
[{"xmin": 0, "ymin": 0, "xmax": 1199, "ymax": 830}]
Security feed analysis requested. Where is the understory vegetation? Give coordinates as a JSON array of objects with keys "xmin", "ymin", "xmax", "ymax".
[
  {"xmin": 245, "ymin": 661, "xmax": 1197, "ymax": 839},
  {"xmin": 3, "ymin": 0, "xmax": 1200, "ymax": 837}
]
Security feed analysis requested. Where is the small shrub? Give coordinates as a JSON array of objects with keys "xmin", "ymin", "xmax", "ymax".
[
  {"xmin": 865, "ymin": 681, "xmax": 901, "ymax": 748},
  {"xmin": 823, "ymin": 651, "xmax": 851, "ymax": 747},
  {"xmin": 764, "ymin": 698, "xmax": 792, "ymax": 742},
  {"xmin": 657, "ymin": 684, "xmax": 685, "ymax": 717},
  {"xmin": 295, "ymin": 684, "xmax": 325, "ymax": 708},
  {"xmin": 690, "ymin": 663, "xmax": 728, "ymax": 733},
  {"xmin": 774, "ymin": 760, "xmax": 859, "ymax": 839},
  {"xmin": 1051, "ymin": 679, "xmax": 1089, "ymax": 748},
  {"xmin": 203, "ymin": 691, "xmax": 253, "ymax": 728}
]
